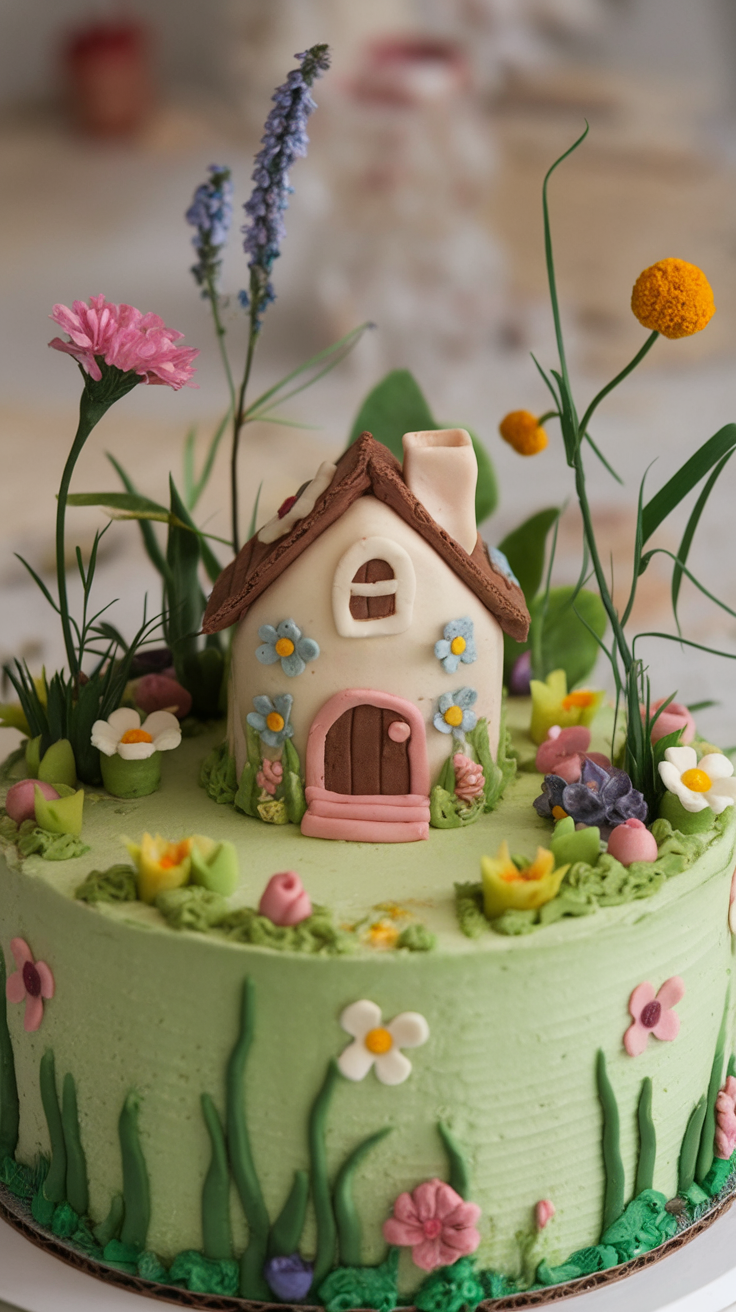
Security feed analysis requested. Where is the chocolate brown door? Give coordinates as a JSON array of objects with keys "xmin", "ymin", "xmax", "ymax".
[{"xmin": 324, "ymin": 704, "xmax": 411, "ymax": 795}]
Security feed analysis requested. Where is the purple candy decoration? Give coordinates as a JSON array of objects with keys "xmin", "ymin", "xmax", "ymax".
[
  {"xmin": 509, "ymin": 649, "xmax": 531, "ymax": 696},
  {"xmin": 534, "ymin": 756, "xmax": 647, "ymax": 829},
  {"xmin": 264, "ymin": 1253, "xmax": 313, "ymax": 1301}
]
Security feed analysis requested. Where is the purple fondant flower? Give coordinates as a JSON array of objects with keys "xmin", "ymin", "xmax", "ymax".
[
  {"xmin": 534, "ymin": 757, "xmax": 647, "ymax": 830},
  {"xmin": 263, "ymin": 1253, "xmax": 313, "ymax": 1301}
]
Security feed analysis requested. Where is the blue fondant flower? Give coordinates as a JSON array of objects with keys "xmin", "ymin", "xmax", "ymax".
[
  {"xmin": 489, "ymin": 546, "xmax": 520, "ymax": 586},
  {"xmin": 255, "ymin": 619, "xmax": 320, "ymax": 677},
  {"xmin": 264, "ymin": 1254, "xmax": 313, "ymax": 1301},
  {"xmin": 433, "ymin": 687, "xmax": 478, "ymax": 737},
  {"xmin": 247, "ymin": 694, "xmax": 294, "ymax": 747},
  {"xmin": 434, "ymin": 617, "xmax": 477, "ymax": 674}
]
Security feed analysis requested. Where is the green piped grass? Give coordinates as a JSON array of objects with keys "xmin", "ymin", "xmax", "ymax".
[
  {"xmin": 595, "ymin": 1050, "xmax": 624, "ymax": 1232},
  {"xmin": 635, "ymin": 1077, "xmax": 656, "ymax": 1195},
  {"xmin": 39, "ymin": 1051, "xmax": 66, "ymax": 1203},
  {"xmin": 62, "ymin": 1072, "xmax": 88, "ymax": 1216},
  {"xmin": 334, "ymin": 1128, "xmax": 392, "ymax": 1267},
  {"xmin": 200, "ymin": 1093, "xmax": 232, "ymax": 1261},
  {"xmin": 225, "ymin": 977, "xmax": 270, "ymax": 1299},
  {"xmin": 696, "ymin": 988, "xmax": 729, "ymax": 1186},
  {"xmin": 118, "ymin": 1093, "xmax": 150, "ymax": 1250}
]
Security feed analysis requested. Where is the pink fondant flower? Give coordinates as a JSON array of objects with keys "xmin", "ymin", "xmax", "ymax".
[
  {"xmin": 453, "ymin": 753, "xmax": 485, "ymax": 804},
  {"xmin": 715, "ymin": 1076, "xmax": 736, "ymax": 1159},
  {"xmin": 383, "ymin": 1179, "xmax": 481, "ymax": 1272},
  {"xmin": 5, "ymin": 939, "xmax": 55, "ymax": 1032},
  {"xmin": 133, "ymin": 674, "xmax": 192, "ymax": 720},
  {"xmin": 259, "ymin": 872, "xmax": 312, "ymax": 926},
  {"xmin": 535, "ymin": 1199, "xmax": 555, "ymax": 1230},
  {"xmin": 257, "ymin": 759, "xmax": 284, "ymax": 797},
  {"xmin": 624, "ymin": 977, "xmax": 684, "ymax": 1056},
  {"xmin": 641, "ymin": 698, "xmax": 696, "ymax": 746},
  {"xmin": 534, "ymin": 725, "xmax": 611, "ymax": 784},
  {"xmin": 49, "ymin": 296, "xmax": 198, "ymax": 389}
]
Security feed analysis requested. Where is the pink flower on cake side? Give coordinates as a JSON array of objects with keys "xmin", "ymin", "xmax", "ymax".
[
  {"xmin": 49, "ymin": 295, "xmax": 198, "ymax": 389},
  {"xmin": 259, "ymin": 872, "xmax": 312, "ymax": 926},
  {"xmin": 624, "ymin": 977, "xmax": 684, "ymax": 1056},
  {"xmin": 715, "ymin": 1076, "xmax": 736, "ymax": 1159},
  {"xmin": 453, "ymin": 753, "xmax": 485, "ymax": 804},
  {"xmin": 641, "ymin": 698, "xmax": 696, "ymax": 746},
  {"xmin": 535, "ymin": 1199, "xmax": 555, "ymax": 1230},
  {"xmin": 535, "ymin": 725, "xmax": 611, "ymax": 784},
  {"xmin": 383, "ymin": 1178, "xmax": 481, "ymax": 1271},
  {"xmin": 5, "ymin": 938, "xmax": 55, "ymax": 1032},
  {"xmin": 257, "ymin": 759, "xmax": 284, "ymax": 798}
]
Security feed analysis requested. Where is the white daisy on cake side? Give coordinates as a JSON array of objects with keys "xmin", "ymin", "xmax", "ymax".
[{"xmin": 337, "ymin": 999, "xmax": 429, "ymax": 1085}]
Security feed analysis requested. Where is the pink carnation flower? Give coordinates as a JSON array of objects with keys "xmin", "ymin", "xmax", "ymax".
[
  {"xmin": 257, "ymin": 758, "xmax": 284, "ymax": 797},
  {"xmin": 453, "ymin": 753, "xmax": 485, "ymax": 804},
  {"xmin": 715, "ymin": 1076, "xmax": 736, "ymax": 1159},
  {"xmin": 49, "ymin": 295, "xmax": 198, "ymax": 389},
  {"xmin": 383, "ymin": 1178, "xmax": 481, "ymax": 1272},
  {"xmin": 624, "ymin": 976, "xmax": 684, "ymax": 1057},
  {"xmin": 5, "ymin": 938, "xmax": 55, "ymax": 1032}
]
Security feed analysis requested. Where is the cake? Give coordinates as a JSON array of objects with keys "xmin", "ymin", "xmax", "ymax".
[{"xmin": 2, "ymin": 61, "xmax": 735, "ymax": 1311}]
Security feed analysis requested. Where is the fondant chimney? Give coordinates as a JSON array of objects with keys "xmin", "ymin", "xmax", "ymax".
[{"xmin": 402, "ymin": 429, "xmax": 477, "ymax": 554}]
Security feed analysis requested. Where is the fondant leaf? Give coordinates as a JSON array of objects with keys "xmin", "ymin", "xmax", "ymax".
[
  {"xmin": 530, "ymin": 586, "xmax": 607, "ymax": 688},
  {"xmin": 497, "ymin": 507, "xmax": 560, "ymax": 605}
]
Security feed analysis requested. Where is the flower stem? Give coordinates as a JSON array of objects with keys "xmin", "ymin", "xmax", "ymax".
[
  {"xmin": 204, "ymin": 271, "xmax": 237, "ymax": 417},
  {"xmin": 56, "ymin": 390, "xmax": 113, "ymax": 679},
  {"xmin": 230, "ymin": 275, "xmax": 260, "ymax": 554}
]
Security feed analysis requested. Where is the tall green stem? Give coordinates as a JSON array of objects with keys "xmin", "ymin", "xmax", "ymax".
[
  {"xmin": 205, "ymin": 272, "xmax": 237, "ymax": 417},
  {"xmin": 230, "ymin": 311, "xmax": 258, "ymax": 555},
  {"xmin": 56, "ymin": 391, "xmax": 113, "ymax": 679}
]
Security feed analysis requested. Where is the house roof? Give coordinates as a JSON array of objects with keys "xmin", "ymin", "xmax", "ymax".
[{"xmin": 202, "ymin": 432, "xmax": 530, "ymax": 642}]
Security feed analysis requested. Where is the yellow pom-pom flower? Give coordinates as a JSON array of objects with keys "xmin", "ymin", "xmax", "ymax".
[
  {"xmin": 498, "ymin": 410, "xmax": 548, "ymax": 456},
  {"xmin": 631, "ymin": 258, "xmax": 715, "ymax": 340}
]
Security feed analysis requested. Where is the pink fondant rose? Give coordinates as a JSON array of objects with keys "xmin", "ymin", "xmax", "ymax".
[
  {"xmin": 715, "ymin": 1076, "xmax": 736, "ymax": 1159},
  {"xmin": 453, "ymin": 753, "xmax": 485, "ymax": 804},
  {"xmin": 624, "ymin": 977, "xmax": 684, "ymax": 1056},
  {"xmin": 256, "ymin": 759, "xmax": 284, "ymax": 797},
  {"xmin": 641, "ymin": 698, "xmax": 696, "ymax": 745},
  {"xmin": 607, "ymin": 818, "xmax": 658, "ymax": 866},
  {"xmin": 259, "ymin": 872, "xmax": 312, "ymax": 926},
  {"xmin": 383, "ymin": 1179, "xmax": 481, "ymax": 1271},
  {"xmin": 535, "ymin": 725, "xmax": 610, "ymax": 784},
  {"xmin": 5, "ymin": 938, "xmax": 55, "ymax": 1032}
]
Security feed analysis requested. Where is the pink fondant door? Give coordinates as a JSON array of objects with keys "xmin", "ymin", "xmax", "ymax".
[
  {"xmin": 324, "ymin": 705, "xmax": 410, "ymax": 795},
  {"xmin": 301, "ymin": 690, "xmax": 430, "ymax": 843}
]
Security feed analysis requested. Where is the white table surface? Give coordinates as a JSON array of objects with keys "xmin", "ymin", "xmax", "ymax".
[{"xmin": 4, "ymin": 1207, "xmax": 736, "ymax": 1312}]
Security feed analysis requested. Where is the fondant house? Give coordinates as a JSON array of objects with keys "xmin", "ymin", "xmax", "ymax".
[{"xmin": 203, "ymin": 430, "xmax": 530, "ymax": 842}]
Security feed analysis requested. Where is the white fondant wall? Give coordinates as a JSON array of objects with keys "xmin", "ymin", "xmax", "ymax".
[{"xmin": 228, "ymin": 498, "xmax": 507, "ymax": 787}]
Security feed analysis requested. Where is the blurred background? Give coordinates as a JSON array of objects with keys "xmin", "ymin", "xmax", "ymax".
[{"xmin": 2, "ymin": 0, "xmax": 736, "ymax": 751}]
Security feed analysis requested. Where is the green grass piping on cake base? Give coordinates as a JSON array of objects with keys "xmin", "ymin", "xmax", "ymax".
[
  {"xmin": 226, "ymin": 977, "xmax": 271, "ymax": 1300},
  {"xmin": 200, "ymin": 1093, "xmax": 232, "ymax": 1261},
  {"xmin": 678, "ymin": 1095, "xmax": 707, "ymax": 1195},
  {"xmin": 309, "ymin": 1057, "xmax": 340, "ymax": 1286},
  {"xmin": 39, "ymin": 1050, "xmax": 66, "ymax": 1204},
  {"xmin": 62, "ymin": 1072, "xmax": 89, "ymax": 1216},
  {"xmin": 696, "ymin": 986, "xmax": 729, "ymax": 1186},
  {"xmin": 438, "ymin": 1121, "xmax": 472, "ymax": 1200},
  {"xmin": 333, "ymin": 1127, "xmax": 392, "ymax": 1267},
  {"xmin": 118, "ymin": 1092, "xmax": 150, "ymax": 1250},
  {"xmin": 635, "ymin": 1077, "xmax": 656, "ymax": 1196},
  {"xmin": 93, "ymin": 1192, "xmax": 125, "ymax": 1246},
  {"xmin": 0, "ymin": 948, "xmax": 19, "ymax": 1160},
  {"xmin": 595, "ymin": 1049, "xmax": 624, "ymax": 1233}
]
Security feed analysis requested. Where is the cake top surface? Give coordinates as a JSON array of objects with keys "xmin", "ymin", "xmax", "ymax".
[{"xmin": 202, "ymin": 431, "xmax": 530, "ymax": 641}]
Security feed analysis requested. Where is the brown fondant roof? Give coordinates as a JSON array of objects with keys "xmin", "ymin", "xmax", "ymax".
[{"xmin": 202, "ymin": 432, "xmax": 530, "ymax": 641}]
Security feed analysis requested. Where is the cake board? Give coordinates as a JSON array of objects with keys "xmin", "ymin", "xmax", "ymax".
[{"xmin": 3, "ymin": 1199, "xmax": 736, "ymax": 1312}]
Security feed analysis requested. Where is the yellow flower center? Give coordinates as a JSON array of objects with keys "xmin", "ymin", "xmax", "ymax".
[
  {"xmin": 159, "ymin": 840, "xmax": 191, "ymax": 870},
  {"xmin": 369, "ymin": 921, "xmax": 399, "ymax": 949},
  {"xmin": 275, "ymin": 637, "xmax": 295, "ymax": 658},
  {"xmin": 450, "ymin": 635, "xmax": 466, "ymax": 656},
  {"xmin": 365, "ymin": 1026, "xmax": 393, "ymax": 1055},
  {"xmin": 552, "ymin": 805, "xmax": 568, "ymax": 820},
  {"xmin": 681, "ymin": 768, "xmax": 712, "ymax": 793},
  {"xmin": 444, "ymin": 705, "xmax": 464, "ymax": 728},
  {"xmin": 266, "ymin": 712, "xmax": 285, "ymax": 732},
  {"xmin": 562, "ymin": 691, "xmax": 594, "ymax": 710},
  {"xmin": 120, "ymin": 729, "xmax": 154, "ymax": 744}
]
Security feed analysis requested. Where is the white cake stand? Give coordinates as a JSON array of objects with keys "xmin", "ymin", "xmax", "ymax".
[{"xmin": 3, "ymin": 1212, "xmax": 736, "ymax": 1312}]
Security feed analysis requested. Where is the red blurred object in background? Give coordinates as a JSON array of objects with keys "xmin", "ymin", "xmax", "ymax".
[{"xmin": 64, "ymin": 19, "xmax": 154, "ymax": 137}]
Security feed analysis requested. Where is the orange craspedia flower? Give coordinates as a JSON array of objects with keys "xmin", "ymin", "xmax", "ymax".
[
  {"xmin": 631, "ymin": 258, "xmax": 715, "ymax": 340},
  {"xmin": 498, "ymin": 410, "xmax": 548, "ymax": 456}
]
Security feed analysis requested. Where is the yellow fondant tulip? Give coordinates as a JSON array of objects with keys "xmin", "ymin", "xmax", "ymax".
[
  {"xmin": 530, "ymin": 669, "xmax": 604, "ymax": 745},
  {"xmin": 125, "ymin": 832, "xmax": 192, "ymax": 904},
  {"xmin": 481, "ymin": 840, "xmax": 569, "ymax": 920}
]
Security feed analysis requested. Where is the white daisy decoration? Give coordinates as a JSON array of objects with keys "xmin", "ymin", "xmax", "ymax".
[
  {"xmin": 337, "ymin": 999, "xmax": 429, "ymax": 1085},
  {"xmin": 91, "ymin": 708, "xmax": 182, "ymax": 760},
  {"xmin": 658, "ymin": 745, "xmax": 736, "ymax": 815}
]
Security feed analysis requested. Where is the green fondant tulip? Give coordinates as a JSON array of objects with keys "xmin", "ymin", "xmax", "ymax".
[
  {"xmin": 101, "ymin": 751, "xmax": 161, "ymax": 799},
  {"xmin": 39, "ymin": 738, "xmax": 77, "ymax": 789},
  {"xmin": 190, "ymin": 839, "xmax": 238, "ymax": 896},
  {"xmin": 550, "ymin": 815, "xmax": 601, "ymax": 868},
  {"xmin": 25, "ymin": 735, "xmax": 42, "ymax": 777},
  {"xmin": 658, "ymin": 791, "xmax": 715, "ymax": 835},
  {"xmin": 34, "ymin": 785, "xmax": 84, "ymax": 837}
]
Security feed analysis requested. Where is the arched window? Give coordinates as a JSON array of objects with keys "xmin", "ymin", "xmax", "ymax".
[{"xmin": 332, "ymin": 536, "xmax": 415, "ymax": 637}]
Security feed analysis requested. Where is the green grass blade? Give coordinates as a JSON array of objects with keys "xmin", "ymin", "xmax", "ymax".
[
  {"xmin": 309, "ymin": 1058, "xmax": 340, "ymax": 1285},
  {"xmin": 39, "ymin": 1050, "xmax": 66, "ymax": 1204},
  {"xmin": 583, "ymin": 431, "xmax": 624, "ymax": 484},
  {"xmin": 579, "ymin": 331, "xmax": 659, "ymax": 435},
  {"xmin": 497, "ymin": 507, "xmax": 560, "ymax": 606},
  {"xmin": 679, "ymin": 1095, "xmax": 707, "ymax": 1194},
  {"xmin": 245, "ymin": 322, "xmax": 372, "ymax": 419},
  {"xmin": 268, "ymin": 1169, "xmax": 309, "ymax": 1258},
  {"xmin": 672, "ymin": 450, "xmax": 735, "ymax": 625},
  {"xmin": 200, "ymin": 1093, "xmax": 232, "ymax": 1261},
  {"xmin": 641, "ymin": 423, "xmax": 736, "ymax": 544},
  {"xmin": 247, "ymin": 482, "xmax": 263, "ymax": 542},
  {"xmin": 14, "ymin": 555, "xmax": 61, "ymax": 614},
  {"xmin": 334, "ymin": 1128, "xmax": 392, "ymax": 1266},
  {"xmin": 182, "ymin": 427, "xmax": 196, "ymax": 507},
  {"xmin": 118, "ymin": 1092, "xmax": 150, "ymax": 1250},
  {"xmin": 634, "ymin": 631, "xmax": 736, "ymax": 662},
  {"xmin": 437, "ymin": 1121, "xmax": 471, "ymax": 1200},
  {"xmin": 696, "ymin": 988, "xmax": 729, "ymax": 1185},
  {"xmin": 190, "ymin": 410, "xmax": 231, "ymax": 510},
  {"xmin": 596, "ymin": 1049, "xmax": 624, "ymax": 1232},
  {"xmin": 542, "ymin": 124, "xmax": 589, "ymax": 395},
  {"xmin": 106, "ymin": 454, "xmax": 169, "ymax": 579},
  {"xmin": 226, "ymin": 979, "xmax": 270, "ymax": 1300},
  {"xmin": 62, "ymin": 1072, "xmax": 89, "ymax": 1216},
  {"xmin": 635, "ymin": 1077, "xmax": 656, "ymax": 1195},
  {"xmin": 530, "ymin": 352, "xmax": 562, "ymax": 409}
]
